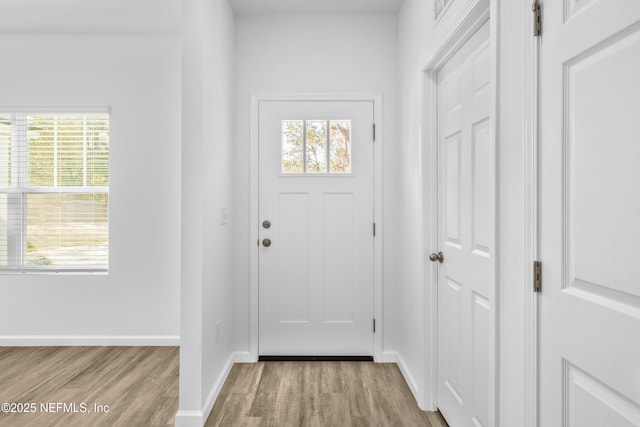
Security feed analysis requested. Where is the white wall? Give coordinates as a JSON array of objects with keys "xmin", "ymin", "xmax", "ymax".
[
  {"xmin": 0, "ymin": 32, "xmax": 181, "ymax": 344},
  {"xmin": 201, "ymin": 0, "xmax": 236, "ymax": 414},
  {"xmin": 233, "ymin": 12, "xmax": 398, "ymax": 357},
  {"xmin": 0, "ymin": 0, "xmax": 180, "ymax": 33},
  {"xmin": 397, "ymin": 0, "xmax": 530, "ymax": 424},
  {"xmin": 178, "ymin": 0, "xmax": 236, "ymax": 425}
]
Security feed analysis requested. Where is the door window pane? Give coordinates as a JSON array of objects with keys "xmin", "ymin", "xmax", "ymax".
[
  {"xmin": 330, "ymin": 120, "xmax": 351, "ymax": 173},
  {"xmin": 305, "ymin": 120, "xmax": 327, "ymax": 173},
  {"xmin": 282, "ymin": 120, "xmax": 304, "ymax": 173}
]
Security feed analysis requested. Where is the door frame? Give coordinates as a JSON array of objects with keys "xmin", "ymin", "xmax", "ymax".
[
  {"xmin": 248, "ymin": 93, "xmax": 384, "ymax": 362},
  {"xmin": 420, "ymin": 0, "xmax": 500, "ymax": 422}
]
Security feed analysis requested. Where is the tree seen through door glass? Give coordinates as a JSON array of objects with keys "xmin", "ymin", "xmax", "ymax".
[
  {"xmin": 281, "ymin": 120, "xmax": 304, "ymax": 173},
  {"xmin": 330, "ymin": 120, "xmax": 351, "ymax": 173},
  {"xmin": 281, "ymin": 120, "xmax": 352, "ymax": 174},
  {"xmin": 305, "ymin": 120, "xmax": 327, "ymax": 173}
]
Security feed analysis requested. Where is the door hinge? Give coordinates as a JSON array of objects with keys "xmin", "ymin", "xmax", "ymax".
[
  {"xmin": 373, "ymin": 222, "xmax": 376, "ymax": 237},
  {"xmin": 373, "ymin": 318, "xmax": 376, "ymax": 333},
  {"xmin": 533, "ymin": 260, "xmax": 542, "ymax": 292},
  {"xmin": 532, "ymin": 0, "xmax": 542, "ymax": 37},
  {"xmin": 373, "ymin": 123, "xmax": 376, "ymax": 142}
]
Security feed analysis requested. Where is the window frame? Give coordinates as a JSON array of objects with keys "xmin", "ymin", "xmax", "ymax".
[
  {"xmin": 280, "ymin": 119, "xmax": 354, "ymax": 176},
  {"xmin": 0, "ymin": 107, "xmax": 110, "ymax": 274}
]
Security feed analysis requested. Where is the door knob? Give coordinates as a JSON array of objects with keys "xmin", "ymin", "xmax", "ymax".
[
  {"xmin": 262, "ymin": 238, "xmax": 272, "ymax": 247},
  {"xmin": 262, "ymin": 220, "xmax": 271, "ymax": 229},
  {"xmin": 429, "ymin": 251, "xmax": 444, "ymax": 263}
]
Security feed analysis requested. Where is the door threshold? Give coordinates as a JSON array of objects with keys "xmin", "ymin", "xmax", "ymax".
[{"xmin": 258, "ymin": 355, "xmax": 373, "ymax": 362}]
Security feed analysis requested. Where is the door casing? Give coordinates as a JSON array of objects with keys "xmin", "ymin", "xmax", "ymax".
[{"xmin": 248, "ymin": 93, "xmax": 384, "ymax": 362}]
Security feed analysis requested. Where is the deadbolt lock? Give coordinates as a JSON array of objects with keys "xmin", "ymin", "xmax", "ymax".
[
  {"xmin": 429, "ymin": 251, "xmax": 444, "ymax": 263},
  {"xmin": 262, "ymin": 238, "xmax": 272, "ymax": 247},
  {"xmin": 262, "ymin": 220, "xmax": 271, "ymax": 229}
]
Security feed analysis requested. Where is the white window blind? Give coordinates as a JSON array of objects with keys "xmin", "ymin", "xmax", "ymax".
[{"xmin": 0, "ymin": 112, "xmax": 109, "ymax": 272}]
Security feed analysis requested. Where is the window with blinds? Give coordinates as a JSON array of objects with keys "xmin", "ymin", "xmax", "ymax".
[{"xmin": 0, "ymin": 112, "xmax": 109, "ymax": 272}]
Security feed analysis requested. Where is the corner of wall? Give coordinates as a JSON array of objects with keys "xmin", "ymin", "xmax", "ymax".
[
  {"xmin": 382, "ymin": 351, "xmax": 424, "ymax": 410},
  {"xmin": 178, "ymin": 0, "xmax": 238, "ymax": 425}
]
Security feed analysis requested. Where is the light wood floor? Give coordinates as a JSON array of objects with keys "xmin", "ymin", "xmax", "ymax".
[
  {"xmin": 206, "ymin": 362, "xmax": 448, "ymax": 427},
  {"xmin": 0, "ymin": 347, "xmax": 448, "ymax": 427},
  {"xmin": 0, "ymin": 346, "xmax": 178, "ymax": 426}
]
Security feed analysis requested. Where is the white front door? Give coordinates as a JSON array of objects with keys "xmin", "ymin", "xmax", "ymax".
[
  {"xmin": 258, "ymin": 100, "xmax": 375, "ymax": 356},
  {"xmin": 539, "ymin": 1, "xmax": 640, "ymax": 426},
  {"xmin": 435, "ymin": 21, "xmax": 493, "ymax": 427}
]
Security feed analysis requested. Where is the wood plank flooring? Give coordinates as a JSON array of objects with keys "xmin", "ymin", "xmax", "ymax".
[
  {"xmin": 0, "ymin": 346, "xmax": 178, "ymax": 427},
  {"xmin": 0, "ymin": 347, "xmax": 448, "ymax": 427},
  {"xmin": 206, "ymin": 362, "xmax": 448, "ymax": 427}
]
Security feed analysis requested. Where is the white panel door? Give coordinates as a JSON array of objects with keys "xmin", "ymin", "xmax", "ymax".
[
  {"xmin": 539, "ymin": 1, "xmax": 640, "ymax": 426},
  {"xmin": 436, "ymin": 21, "xmax": 493, "ymax": 427},
  {"xmin": 259, "ymin": 101, "xmax": 374, "ymax": 356}
]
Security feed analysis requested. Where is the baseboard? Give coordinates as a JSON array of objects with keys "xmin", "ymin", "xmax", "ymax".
[
  {"xmin": 201, "ymin": 351, "xmax": 238, "ymax": 424},
  {"xmin": 232, "ymin": 351, "xmax": 256, "ymax": 363},
  {"xmin": 174, "ymin": 410, "xmax": 203, "ymax": 427},
  {"xmin": 382, "ymin": 351, "xmax": 421, "ymax": 406},
  {"xmin": 259, "ymin": 355, "xmax": 373, "ymax": 362},
  {"xmin": 175, "ymin": 351, "xmax": 241, "ymax": 427},
  {"xmin": 0, "ymin": 335, "xmax": 180, "ymax": 346}
]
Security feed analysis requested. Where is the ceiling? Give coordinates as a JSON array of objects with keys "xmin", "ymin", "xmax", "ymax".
[
  {"xmin": 0, "ymin": 0, "xmax": 402, "ymax": 33},
  {"xmin": 230, "ymin": 0, "xmax": 404, "ymax": 13},
  {"xmin": 0, "ymin": 0, "xmax": 181, "ymax": 33}
]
